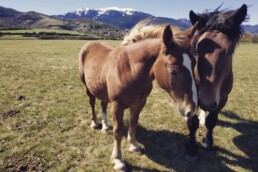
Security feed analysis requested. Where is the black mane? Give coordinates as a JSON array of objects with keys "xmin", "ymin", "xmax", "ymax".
[
  {"xmin": 191, "ymin": 5, "xmax": 248, "ymax": 54},
  {"xmin": 200, "ymin": 10, "xmax": 246, "ymax": 42}
]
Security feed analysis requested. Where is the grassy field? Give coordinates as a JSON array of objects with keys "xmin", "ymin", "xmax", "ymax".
[
  {"xmin": 0, "ymin": 40, "xmax": 257, "ymax": 171},
  {"xmin": 0, "ymin": 29, "xmax": 85, "ymax": 35},
  {"xmin": 0, "ymin": 29, "xmax": 94, "ymax": 40}
]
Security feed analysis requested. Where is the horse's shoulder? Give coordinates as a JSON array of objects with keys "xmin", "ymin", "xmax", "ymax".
[{"xmin": 91, "ymin": 41, "xmax": 114, "ymax": 49}]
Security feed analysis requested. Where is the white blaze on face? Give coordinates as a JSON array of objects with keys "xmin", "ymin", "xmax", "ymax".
[{"xmin": 182, "ymin": 53, "xmax": 198, "ymax": 110}]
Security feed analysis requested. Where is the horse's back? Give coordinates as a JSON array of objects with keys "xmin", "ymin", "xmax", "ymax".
[{"xmin": 79, "ymin": 41, "xmax": 114, "ymax": 66}]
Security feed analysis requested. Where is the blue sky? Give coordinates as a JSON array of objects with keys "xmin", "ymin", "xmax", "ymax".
[{"xmin": 1, "ymin": 0, "xmax": 257, "ymax": 25}]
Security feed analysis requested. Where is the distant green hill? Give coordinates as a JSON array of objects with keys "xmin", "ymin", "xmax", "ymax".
[{"xmin": 0, "ymin": 6, "xmax": 124, "ymax": 39}]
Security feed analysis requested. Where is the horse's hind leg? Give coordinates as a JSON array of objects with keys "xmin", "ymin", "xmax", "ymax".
[
  {"xmin": 101, "ymin": 101, "xmax": 109, "ymax": 131},
  {"xmin": 128, "ymin": 100, "xmax": 146, "ymax": 154},
  {"xmin": 86, "ymin": 89, "xmax": 98, "ymax": 129}
]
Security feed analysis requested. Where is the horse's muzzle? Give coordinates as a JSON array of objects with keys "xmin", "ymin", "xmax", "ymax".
[{"xmin": 199, "ymin": 99, "xmax": 217, "ymax": 112}]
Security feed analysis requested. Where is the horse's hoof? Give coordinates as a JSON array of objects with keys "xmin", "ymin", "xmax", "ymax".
[
  {"xmin": 202, "ymin": 138, "xmax": 213, "ymax": 150},
  {"xmin": 101, "ymin": 125, "xmax": 109, "ymax": 133},
  {"xmin": 201, "ymin": 144, "xmax": 215, "ymax": 154},
  {"xmin": 129, "ymin": 144, "xmax": 143, "ymax": 155},
  {"xmin": 101, "ymin": 120, "xmax": 109, "ymax": 130},
  {"xmin": 113, "ymin": 159, "xmax": 126, "ymax": 171},
  {"xmin": 201, "ymin": 142, "xmax": 213, "ymax": 151},
  {"xmin": 90, "ymin": 120, "xmax": 98, "ymax": 129},
  {"xmin": 201, "ymin": 143, "xmax": 210, "ymax": 149},
  {"xmin": 185, "ymin": 154, "xmax": 199, "ymax": 162}
]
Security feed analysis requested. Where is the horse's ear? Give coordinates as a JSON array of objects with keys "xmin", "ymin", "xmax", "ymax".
[
  {"xmin": 189, "ymin": 10, "xmax": 206, "ymax": 28},
  {"xmin": 233, "ymin": 4, "xmax": 247, "ymax": 25},
  {"xmin": 163, "ymin": 25, "xmax": 173, "ymax": 48},
  {"xmin": 183, "ymin": 22, "xmax": 199, "ymax": 39},
  {"xmin": 189, "ymin": 10, "xmax": 200, "ymax": 25}
]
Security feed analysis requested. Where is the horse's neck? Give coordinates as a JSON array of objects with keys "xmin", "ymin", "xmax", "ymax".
[
  {"xmin": 128, "ymin": 39, "xmax": 168, "ymax": 84},
  {"xmin": 123, "ymin": 39, "xmax": 162, "ymax": 81},
  {"xmin": 126, "ymin": 39, "xmax": 162, "ymax": 69}
]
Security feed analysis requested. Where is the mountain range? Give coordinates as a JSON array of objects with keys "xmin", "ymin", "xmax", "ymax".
[
  {"xmin": 1, "ymin": 6, "xmax": 258, "ymax": 35},
  {"xmin": 55, "ymin": 7, "xmax": 192, "ymax": 30},
  {"xmin": 0, "ymin": 6, "xmax": 124, "ymax": 39},
  {"xmin": 56, "ymin": 7, "xmax": 258, "ymax": 34}
]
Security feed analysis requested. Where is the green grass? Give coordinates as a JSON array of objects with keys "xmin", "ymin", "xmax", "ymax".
[
  {"xmin": 0, "ymin": 40, "xmax": 258, "ymax": 171},
  {"xmin": 0, "ymin": 35, "xmax": 37, "ymax": 40},
  {"xmin": 0, "ymin": 29, "xmax": 85, "ymax": 35},
  {"xmin": 0, "ymin": 29, "xmax": 88, "ymax": 40}
]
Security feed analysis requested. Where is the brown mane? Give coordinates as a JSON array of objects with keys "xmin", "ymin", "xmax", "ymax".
[{"xmin": 121, "ymin": 19, "xmax": 193, "ymax": 50}]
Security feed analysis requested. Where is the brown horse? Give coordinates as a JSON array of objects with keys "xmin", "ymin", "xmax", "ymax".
[
  {"xmin": 121, "ymin": 20, "xmax": 202, "ymax": 159},
  {"xmin": 121, "ymin": 4, "xmax": 247, "ymax": 160},
  {"xmin": 188, "ymin": 4, "xmax": 247, "ymax": 155},
  {"xmin": 79, "ymin": 25, "xmax": 198, "ymax": 170}
]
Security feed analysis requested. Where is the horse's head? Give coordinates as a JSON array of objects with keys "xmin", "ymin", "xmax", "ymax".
[
  {"xmin": 154, "ymin": 24, "xmax": 199, "ymax": 118},
  {"xmin": 189, "ymin": 4, "xmax": 247, "ymax": 111}
]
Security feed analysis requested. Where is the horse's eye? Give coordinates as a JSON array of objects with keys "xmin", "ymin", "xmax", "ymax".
[{"xmin": 171, "ymin": 70, "xmax": 178, "ymax": 76}]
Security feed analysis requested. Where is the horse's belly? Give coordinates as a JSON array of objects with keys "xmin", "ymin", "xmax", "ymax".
[
  {"xmin": 85, "ymin": 77, "xmax": 109, "ymax": 103},
  {"xmin": 108, "ymin": 80, "xmax": 153, "ymax": 108}
]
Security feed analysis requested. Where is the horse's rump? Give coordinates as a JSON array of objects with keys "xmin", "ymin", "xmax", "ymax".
[{"xmin": 79, "ymin": 42, "xmax": 115, "ymax": 102}]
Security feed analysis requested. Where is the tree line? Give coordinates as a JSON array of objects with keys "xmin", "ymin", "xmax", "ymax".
[
  {"xmin": 0, "ymin": 29, "xmax": 257, "ymax": 42},
  {"xmin": 241, "ymin": 33, "xmax": 258, "ymax": 43},
  {"xmin": 0, "ymin": 30, "xmax": 124, "ymax": 40}
]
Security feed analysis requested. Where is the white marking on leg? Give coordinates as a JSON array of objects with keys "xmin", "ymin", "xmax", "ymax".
[
  {"xmin": 127, "ymin": 133, "xmax": 140, "ymax": 152},
  {"xmin": 129, "ymin": 143, "xmax": 140, "ymax": 152},
  {"xmin": 90, "ymin": 120, "xmax": 98, "ymax": 129},
  {"xmin": 111, "ymin": 142, "xmax": 125, "ymax": 170},
  {"xmin": 183, "ymin": 53, "xmax": 198, "ymax": 112},
  {"xmin": 101, "ymin": 112, "xmax": 109, "ymax": 131},
  {"xmin": 113, "ymin": 159, "xmax": 126, "ymax": 170},
  {"xmin": 199, "ymin": 109, "xmax": 208, "ymax": 126}
]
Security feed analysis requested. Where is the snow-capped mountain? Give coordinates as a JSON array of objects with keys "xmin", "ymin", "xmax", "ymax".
[
  {"xmin": 55, "ymin": 6, "xmax": 258, "ymax": 33},
  {"xmin": 56, "ymin": 7, "xmax": 152, "ymax": 29},
  {"xmin": 74, "ymin": 7, "xmax": 139, "ymax": 17},
  {"xmin": 56, "ymin": 7, "xmax": 193, "ymax": 30}
]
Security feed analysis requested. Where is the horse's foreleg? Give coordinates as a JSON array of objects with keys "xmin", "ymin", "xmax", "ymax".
[
  {"xmin": 86, "ymin": 89, "xmax": 97, "ymax": 129},
  {"xmin": 128, "ymin": 101, "xmax": 146, "ymax": 154},
  {"xmin": 101, "ymin": 101, "xmax": 109, "ymax": 131},
  {"xmin": 185, "ymin": 115, "xmax": 199, "ymax": 160},
  {"xmin": 198, "ymin": 109, "xmax": 208, "ymax": 126},
  {"xmin": 111, "ymin": 102, "xmax": 126, "ymax": 170},
  {"xmin": 202, "ymin": 97, "xmax": 228, "ymax": 150}
]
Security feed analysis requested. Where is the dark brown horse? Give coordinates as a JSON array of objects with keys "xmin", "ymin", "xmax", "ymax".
[
  {"xmin": 79, "ymin": 25, "xmax": 198, "ymax": 170},
  {"xmin": 188, "ymin": 4, "xmax": 248, "ymax": 157},
  {"xmin": 121, "ymin": 4, "xmax": 247, "ymax": 160}
]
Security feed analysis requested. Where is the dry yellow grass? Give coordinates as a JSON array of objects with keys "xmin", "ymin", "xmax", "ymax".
[{"xmin": 0, "ymin": 40, "xmax": 257, "ymax": 171}]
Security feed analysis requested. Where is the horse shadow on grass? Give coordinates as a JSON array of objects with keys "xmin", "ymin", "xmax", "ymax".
[
  {"xmin": 217, "ymin": 111, "xmax": 258, "ymax": 171},
  {"xmin": 125, "ymin": 125, "xmax": 232, "ymax": 171},
  {"xmin": 125, "ymin": 111, "xmax": 258, "ymax": 171}
]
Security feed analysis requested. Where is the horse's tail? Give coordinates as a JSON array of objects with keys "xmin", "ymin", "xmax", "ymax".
[{"xmin": 79, "ymin": 44, "xmax": 88, "ymax": 86}]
